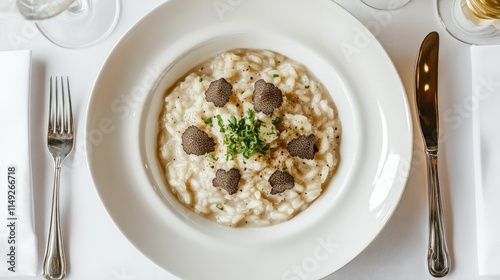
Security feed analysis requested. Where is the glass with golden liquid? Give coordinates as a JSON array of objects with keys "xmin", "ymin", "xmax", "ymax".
[
  {"xmin": 464, "ymin": 0, "xmax": 500, "ymax": 25},
  {"xmin": 438, "ymin": 0, "xmax": 500, "ymax": 44}
]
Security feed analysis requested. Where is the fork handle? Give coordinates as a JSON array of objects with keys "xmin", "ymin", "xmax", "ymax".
[
  {"xmin": 43, "ymin": 161, "xmax": 66, "ymax": 280},
  {"xmin": 426, "ymin": 151, "xmax": 450, "ymax": 277}
]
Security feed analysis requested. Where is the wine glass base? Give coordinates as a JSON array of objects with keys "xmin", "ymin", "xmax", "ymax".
[
  {"xmin": 438, "ymin": 0, "xmax": 500, "ymax": 45},
  {"xmin": 360, "ymin": 0, "xmax": 411, "ymax": 10},
  {"xmin": 36, "ymin": 0, "xmax": 120, "ymax": 49}
]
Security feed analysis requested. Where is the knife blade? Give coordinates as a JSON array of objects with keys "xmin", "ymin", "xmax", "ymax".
[
  {"xmin": 416, "ymin": 32, "xmax": 439, "ymax": 151},
  {"xmin": 415, "ymin": 31, "xmax": 450, "ymax": 278}
]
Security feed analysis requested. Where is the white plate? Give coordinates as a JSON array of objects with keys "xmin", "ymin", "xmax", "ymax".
[{"xmin": 85, "ymin": 0, "xmax": 412, "ymax": 279}]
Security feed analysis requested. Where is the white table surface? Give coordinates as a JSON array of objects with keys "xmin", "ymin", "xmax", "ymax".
[{"xmin": 1, "ymin": 0, "xmax": 496, "ymax": 279}]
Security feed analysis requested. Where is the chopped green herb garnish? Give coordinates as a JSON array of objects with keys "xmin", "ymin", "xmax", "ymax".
[
  {"xmin": 282, "ymin": 165, "xmax": 288, "ymax": 171},
  {"xmin": 216, "ymin": 109, "xmax": 271, "ymax": 161},
  {"xmin": 228, "ymin": 115, "xmax": 237, "ymax": 127},
  {"xmin": 204, "ymin": 117, "xmax": 213, "ymax": 126},
  {"xmin": 199, "ymin": 77, "xmax": 203, "ymax": 82},
  {"xmin": 272, "ymin": 116, "xmax": 283, "ymax": 125},
  {"xmin": 300, "ymin": 127, "xmax": 304, "ymax": 131},
  {"xmin": 208, "ymin": 154, "xmax": 217, "ymax": 160},
  {"xmin": 273, "ymin": 74, "xmax": 280, "ymax": 78},
  {"xmin": 217, "ymin": 115, "xmax": 225, "ymax": 132},
  {"xmin": 216, "ymin": 204, "xmax": 224, "ymax": 211}
]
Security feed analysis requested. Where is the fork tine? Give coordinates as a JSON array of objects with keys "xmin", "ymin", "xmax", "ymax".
[
  {"xmin": 60, "ymin": 76, "xmax": 65, "ymax": 133},
  {"xmin": 48, "ymin": 77, "xmax": 55, "ymax": 134},
  {"xmin": 55, "ymin": 76, "xmax": 62, "ymax": 134},
  {"xmin": 65, "ymin": 77, "xmax": 73, "ymax": 135},
  {"xmin": 59, "ymin": 77, "xmax": 65, "ymax": 135}
]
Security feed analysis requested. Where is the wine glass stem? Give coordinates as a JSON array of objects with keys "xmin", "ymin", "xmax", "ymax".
[{"xmin": 67, "ymin": 0, "xmax": 88, "ymax": 14}]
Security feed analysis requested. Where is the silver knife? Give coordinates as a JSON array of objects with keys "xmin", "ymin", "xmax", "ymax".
[{"xmin": 415, "ymin": 31, "xmax": 450, "ymax": 278}]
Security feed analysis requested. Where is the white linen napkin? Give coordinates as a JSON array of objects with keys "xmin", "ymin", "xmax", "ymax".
[
  {"xmin": 0, "ymin": 50, "xmax": 37, "ymax": 276},
  {"xmin": 471, "ymin": 45, "xmax": 500, "ymax": 276}
]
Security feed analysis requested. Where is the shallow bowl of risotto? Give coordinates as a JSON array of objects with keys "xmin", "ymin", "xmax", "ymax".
[
  {"xmin": 152, "ymin": 47, "xmax": 342, "ymax": 228},
  {"xmin": 85, "ymin": 0, "xmax": 412, "ymax": 279}
]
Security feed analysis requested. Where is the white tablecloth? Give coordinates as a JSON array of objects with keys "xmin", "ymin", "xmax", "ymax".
[{"xmin": 1, "ymin": 0, "xmax": 494, "ymax": 279}]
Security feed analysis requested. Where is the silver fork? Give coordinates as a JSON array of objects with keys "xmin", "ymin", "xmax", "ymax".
[{"xmin": 43, "ymin": 76, "xmax": 74, "ymax": 280}]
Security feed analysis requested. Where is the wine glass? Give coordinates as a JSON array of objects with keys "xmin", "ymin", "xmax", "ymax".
[
  {"xmin": 438, "ymin": 0, "xmax": 500, "ymax": 44},
  {"xmin": 360, "ymin": 0, "xmax": 411, "ymax": 10},
  {"xmin": 16, "ymin": 0, "xmax": 120, "ymax": 48}
]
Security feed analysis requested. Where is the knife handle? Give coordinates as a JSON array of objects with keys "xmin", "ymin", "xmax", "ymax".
[{"xmin": 426, "ymin": 151, "xmax": 450, "ymax": 277}]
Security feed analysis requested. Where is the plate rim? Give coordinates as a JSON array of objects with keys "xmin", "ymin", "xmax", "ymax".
[{"xmin": 85, "ymin": 0, "xmax": 413, "ymax": 279}]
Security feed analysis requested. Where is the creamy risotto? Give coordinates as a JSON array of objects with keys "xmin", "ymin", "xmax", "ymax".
[{"xmin": 157, "ymin": 49, "xmax": 341, "ymax": 227}]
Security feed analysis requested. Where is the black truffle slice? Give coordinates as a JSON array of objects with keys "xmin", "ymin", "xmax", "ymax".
[
  {"xmin": 181, "ymin": 126, "xmax": 215, "ymax": 155},
  {"xmin": 213, "ymin": 168, "xmax": 241, "ymax": 195},
  {"xmin": 287, "ymin": 134, "xmax": 318, "ymax": 160},
  {"xmin": 252, "ymin": 79, "xmax": 283, "ymax": 114},
  {"xmin": 269, "ymin": 171, "xmax": 295, "ymax": 195},
  {"xmin": 205, "ymin": 78, "xmax": 233, "ymax": 107}
]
